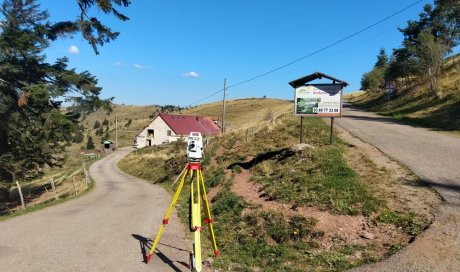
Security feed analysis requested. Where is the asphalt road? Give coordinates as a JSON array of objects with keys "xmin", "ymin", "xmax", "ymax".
[
  {"xmin": 338, "ymin": 104, "xmax": 460, "ymax": 272},
  {"xmin": 0, "ymin": 148, "xmax": 190, "ymax": 272}
]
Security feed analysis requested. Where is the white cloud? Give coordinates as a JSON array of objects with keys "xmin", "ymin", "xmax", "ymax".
[
  {"xmin": 134, "ymin": 63, "xmax": 151, "ymax": 69},
  {"xmin": 182, "ymin": 71, "xmax": 199, "ymax": 78},
  {"xmin": 114, "ymin": 61, "xmax": 123, "ymax": 66},
  {"xmin": 67, "ymin": 45, "xmax": 79, "ymax": 54}
]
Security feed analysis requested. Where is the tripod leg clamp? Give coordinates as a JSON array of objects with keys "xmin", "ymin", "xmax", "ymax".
[
  {"xmin": 162, "ymin": 218, "xmax": 169, "ymax": 225},
  {"xmin": 192, "ymin": 226, "xmax": 203, "ymax": 232}
]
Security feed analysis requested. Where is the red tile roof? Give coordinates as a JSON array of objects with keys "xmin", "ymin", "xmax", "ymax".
[{"xmin": 160, "ymin": 114, "xmax": 221, "ymax": 137}]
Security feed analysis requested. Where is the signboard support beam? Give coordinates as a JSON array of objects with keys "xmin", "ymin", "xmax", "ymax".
[
  {"xmin": 300, "ymin": 116, "xmax": 304, "ymax": 144},
  {"xmin": 221, "ymin": 78, "xmax": 226, "ymax": 134},
  {"xmin": 330, "ymin": 117, "xmax": 334, "ymax": 145}
]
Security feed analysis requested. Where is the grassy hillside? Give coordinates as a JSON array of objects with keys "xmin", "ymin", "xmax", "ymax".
[
  {"xmin": 347, "ymin": 54, "xmax": 460, "ymax": 132},
  {"xmin": 118, "ymin": 99, "xmax": 440, "ymax": 271},
  {"xmin": 80, "ymin": 98, "xmax": 291, "ymax": 148},
  {"xmin": 81, "ymin": 104, "xmax": 160, "ymax": 147},
  {"xmin": 184, "ymin": 98, "xmax": 292, "ymax": 131}
]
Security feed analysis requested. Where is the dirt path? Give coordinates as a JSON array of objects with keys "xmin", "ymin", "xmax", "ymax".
[
  {"xmin": 337, "ymin": 104, "xmax": 460, "ymax": 272},
  {"xmin": 0, "ymin": 148, "xmax": 190, "ymax": 272},
  {"xmin": 230, "ymin": 168, "xmax": 403, "ymax": 247}
]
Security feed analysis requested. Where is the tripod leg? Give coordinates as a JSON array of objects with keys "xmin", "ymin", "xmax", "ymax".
[
  {"xmin": 191, "ymin": 169, "xmax": 202, "ymax": 271},
  {"xmin": 146, "ymin": 167, "xmax": 189, "ymax": 263},
  {"xmin": 199, "ymin": 170, "xmax": 219, "ymax": 256}
]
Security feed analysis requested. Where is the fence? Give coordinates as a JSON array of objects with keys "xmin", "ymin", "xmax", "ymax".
[{"xmin": 5, "ymin": 156, "xmax": 96, "ymax": 214}]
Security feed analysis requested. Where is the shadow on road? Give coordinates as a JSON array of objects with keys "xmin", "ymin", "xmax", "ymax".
[
  {"xmin": 342, "ymin": 114, "xmax": 402, "ymax": 125},
  {"xmin": 132, "ymin": 234, "xmax": 151, "ymax": 263},
  {"xmin": 132, "ymin": 234, "xmax": 189, "ymax": 271},
  {"xmin": 423, "ymin": 179, "xmax": 460, "ymax": 198}
]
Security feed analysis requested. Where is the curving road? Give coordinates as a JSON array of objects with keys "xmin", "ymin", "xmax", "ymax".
[
  {"xmin": 338, "ymin": 104, "xmax": 460, "ymax": 272},
  {"xmin": 0, "ymin": 148, "xmax": 190, "ymax": 272},
  {"xmin": 2, "ymin": 105, "xmax": 459, "ymax": 272}
]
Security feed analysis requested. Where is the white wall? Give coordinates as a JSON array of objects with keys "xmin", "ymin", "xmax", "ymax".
[{"xmin": 135, "ymin": 116, "xmax": 179, "ymax": 148}]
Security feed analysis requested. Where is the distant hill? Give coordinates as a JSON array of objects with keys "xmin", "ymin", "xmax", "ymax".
[
  {"xmin": 184, "ymin": 98, "xmax": 292, "ymax": 131},
  {"xmin": 80, "ymin": 105, "xmax": 160, "ymax": 148},
  {"xmin": 347, "ymin": 54, "xmax": 460, "ymax": 132},
  {"xmin": 81, "ymin": 98, "xmax": 292, "ymax": 147}
]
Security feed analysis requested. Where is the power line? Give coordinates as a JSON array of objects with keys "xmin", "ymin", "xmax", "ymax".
[{"xmin": 187, "ymin": 0, "xmax": 423, "ymax": 106}]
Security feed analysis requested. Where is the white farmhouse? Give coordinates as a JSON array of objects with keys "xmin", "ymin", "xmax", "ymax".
[{"xmin": 135, "ymin": 114, "xmax": 220, "ymax": 148}]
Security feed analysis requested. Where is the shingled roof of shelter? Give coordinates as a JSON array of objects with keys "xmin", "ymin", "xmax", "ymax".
[
  {"xmin": 160, "ymin": 114, "xmax": 221, "ymax": 136},
  {"xmin": 288, "ymin": 72, "xmax": 349, "ymax": 88}
]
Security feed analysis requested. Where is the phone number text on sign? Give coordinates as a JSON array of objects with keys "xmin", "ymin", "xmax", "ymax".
[{"xmin": 312, "ymin": 108, "xmax": 340, "ymax": 113}]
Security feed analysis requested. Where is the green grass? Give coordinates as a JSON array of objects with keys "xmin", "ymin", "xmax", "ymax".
[
  {"xmin": 217, "ymin": 115, "xmax": 382, "ymax": 216},
  {"xmin": 252, "ymin": 147, "xmax": 382, "ymax": 215}
]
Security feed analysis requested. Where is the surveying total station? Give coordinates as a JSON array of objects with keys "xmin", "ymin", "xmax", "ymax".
[{"xmin": 146, "ymin": 132, "xmax": 219, "ymax": 272}]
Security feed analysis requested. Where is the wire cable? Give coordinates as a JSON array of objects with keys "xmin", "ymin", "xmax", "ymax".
[{"xmin": 187, "ymin": 0, "xmax": 423, "ymax": 106}]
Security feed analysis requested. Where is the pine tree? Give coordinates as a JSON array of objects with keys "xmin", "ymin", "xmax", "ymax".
[
  {"xmin": 96, "ymin": 127, "xmax": 104, "ymax": 136},
  {"xmin": 73, "ymin": 130, "xmax": 84, "ymax": 143},
  {"xmin": 102, "ymin": 118, "xmax": 109, "ymax": 126},
  {"xmin": 93, "ymin": 120, "xmax": 101, "ymax": 129},
  {"xmin": 375, "ymin": 48, "xmax": 389, "ymax": 68},
  {"xmin": 86, "ymin": 136, "xmax": 95, "ymax": 150},
  {"xmin": 0, "ymin": 0, "xmax": 113, "ymax": 182}
]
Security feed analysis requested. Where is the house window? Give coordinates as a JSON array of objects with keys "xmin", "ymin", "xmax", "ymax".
[
  {"xmin": 147, "ymin": 129, "xmax": 154, "ymax": 137},
  {"xmin": 167, "ymin": 130, "xmax": 171, "ymax": 136}
]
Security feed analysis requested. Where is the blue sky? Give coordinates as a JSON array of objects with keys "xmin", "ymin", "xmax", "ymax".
[{"xmin": 40, "ymin": 0, "xmax": 435, "ymax": 106}]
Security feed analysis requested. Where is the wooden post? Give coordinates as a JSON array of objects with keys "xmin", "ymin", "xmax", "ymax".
[
  {"xmin": 16, "ymin": 182, "xmax": 25, "ymax": 210},
  {"xmin": 330, "ymin": 117, "xmax": 334, "ymax": 145},
  {"xmin": 270, "ymin": 108, "xmax": 274, "ymax": 125},
  {"xmin": 50, "ymin": 178, "xmax": 59, "ymax": 200},
  {"xmin": 72, "ymin": 176, "xmax": 78, "ymax": 196},
  {"xmin": 83, "ymin": 164, "xmax": 90, "ymax": 186},
  {"xmin": 115, "ymin": 116, "xmax": 118, "ymax": 149},
  {"xmin": 221, "ymin": 78, "xmax": 227, "ymax": 133},
  {"xmin": 245, "ymin": 129, "xmax": 249, "ymax": 143},
  {"xmin": 300, "ymin": 116, "xmax": 304, "ymax": 144}
]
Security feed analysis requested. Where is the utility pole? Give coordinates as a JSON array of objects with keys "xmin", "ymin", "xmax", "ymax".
[
  {"xmin": 115, "ymin": 116, "xmax": 118, "ymax": 149},
  {"xmin": 221, "ymin": 78, "xmax": 226, "ymax": 133}
]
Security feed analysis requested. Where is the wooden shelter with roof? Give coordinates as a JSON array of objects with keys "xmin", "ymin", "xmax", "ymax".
[
  {"xmin": 288, "ymin": 71, "xmax": 348, "ymax": 89},
  {"xmin": 288, "ymin": 72, "xmax": 348, "ymax": 144}
]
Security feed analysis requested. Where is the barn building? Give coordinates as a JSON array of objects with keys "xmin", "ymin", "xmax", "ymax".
[{"xmin": 135, "ymin": 114, "xmax": 220, "ymax": 148}]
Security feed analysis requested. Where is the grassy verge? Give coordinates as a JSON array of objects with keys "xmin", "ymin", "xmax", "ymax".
[
  {"xmin": 118, "ymin": 113, "xmax": 435, "ymax": 271},
  {"xmin": 0, "ymin": 154, "xmax": 99, "ymax": 221}
]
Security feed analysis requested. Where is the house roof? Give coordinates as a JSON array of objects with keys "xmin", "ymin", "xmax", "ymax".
[
  {"xmin": 160, "ymin": 114, "xmax": 221, "ymax": 137},
  {"xmin": 288, "ymin": 72, "xmax": 349, "ymax": 88}
]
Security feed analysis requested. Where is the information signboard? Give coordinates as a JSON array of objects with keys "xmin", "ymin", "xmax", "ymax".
[{"xmin": 294, "ymin": 84, "xmax": 342, "ymax": 117}]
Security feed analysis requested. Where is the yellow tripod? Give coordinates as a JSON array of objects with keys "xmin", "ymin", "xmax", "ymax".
[{"xmin": 146, "ymin": 162, "xmax": 219, "ymax": 272}]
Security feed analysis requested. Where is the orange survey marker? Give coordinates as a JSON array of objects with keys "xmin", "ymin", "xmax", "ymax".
[{"xmin": 146, "ymin": 133, "xmax": 218, "ymax": 272}]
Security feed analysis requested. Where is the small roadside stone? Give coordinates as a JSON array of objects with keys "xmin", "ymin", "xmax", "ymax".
[
  {"xmin": 360, "ymin": 231, "xmax": 375, "ymax": 240},
  {"xmin": 203, "ymin": 257, "xmax": 214, "ymax": 267},
  {"xmin": 290, "ymin": 143, "xmax": 315, "ymax": 152}
]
